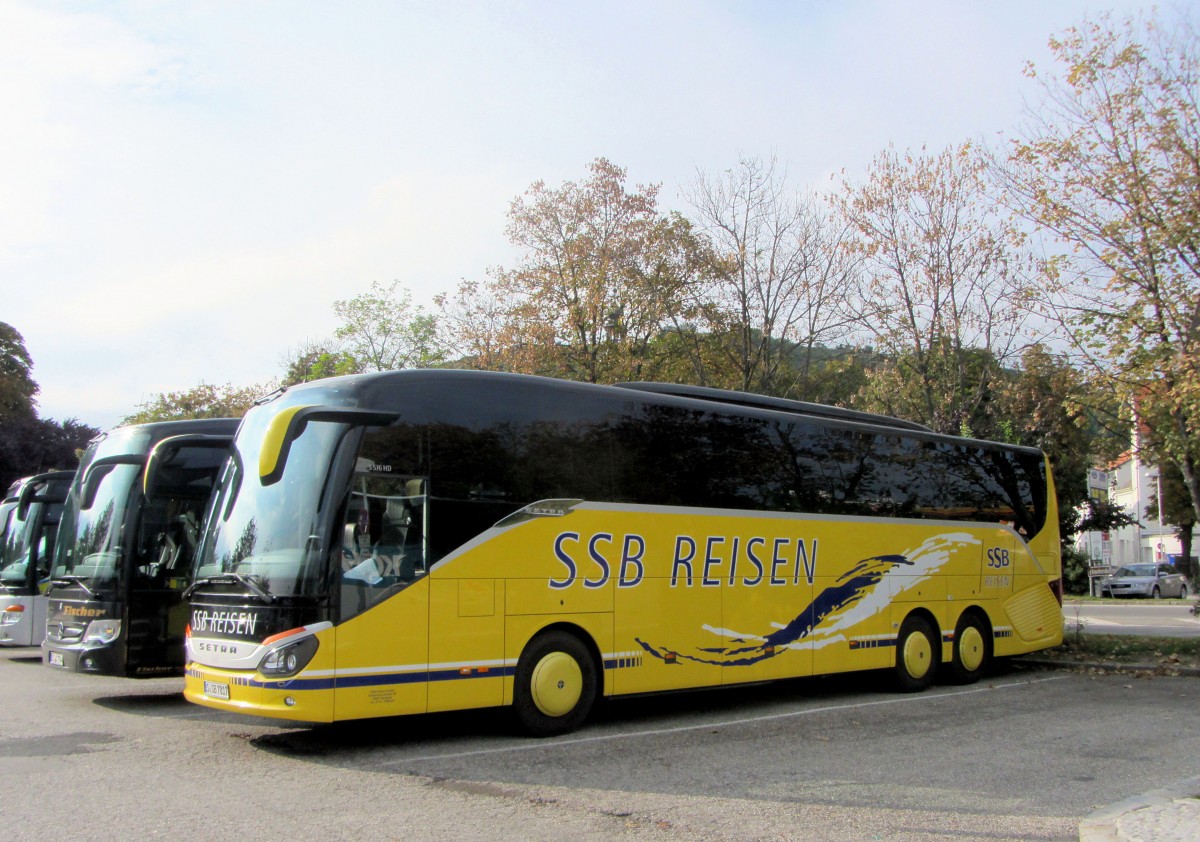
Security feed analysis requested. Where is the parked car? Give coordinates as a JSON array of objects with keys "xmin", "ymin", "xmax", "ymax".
[{"xmin": 1100, "ymin": 563, "xmax": 1189, "ymax": 599}]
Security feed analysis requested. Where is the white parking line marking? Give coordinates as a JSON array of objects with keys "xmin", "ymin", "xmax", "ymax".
[{"xmin": 386, "ymin": 675, "xmax": 1068, "ymax": 766}]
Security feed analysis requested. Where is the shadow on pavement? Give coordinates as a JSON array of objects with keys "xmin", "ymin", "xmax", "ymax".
[
  {"xmin": 243, "ymin": 667, "xmax": 947, "ymax": 764},
  {"xmin": 7, "ymin": 655, "xmax": 46, "ymax": 665},
  {"xmin": 92, "ymin": 692, "xmax": 190, "ymax": 714}
]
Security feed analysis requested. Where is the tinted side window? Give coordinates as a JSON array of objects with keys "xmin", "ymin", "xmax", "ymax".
[{"xmin": 373, "ymin": 386, "xmax": 1048, "ymax": 558}]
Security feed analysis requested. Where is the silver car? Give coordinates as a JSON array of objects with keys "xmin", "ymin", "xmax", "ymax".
[{"xmin": 1101, "ymin": 563, "xmax": 1190, "ymax": 599}]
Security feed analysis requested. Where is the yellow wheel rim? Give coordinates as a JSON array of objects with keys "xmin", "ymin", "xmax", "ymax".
[
  {"xmin": 530, "ymin": 651, "xmax": 583, "ymax": 718},
  {"xmin": 959, "ymin": 626, "xmax": 985, "ymax": 672},
  {"xmin": 902, "ymin": 631, "xmax": 932, "ymax": 679}
]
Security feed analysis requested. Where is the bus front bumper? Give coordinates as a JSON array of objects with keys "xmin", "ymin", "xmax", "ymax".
[
  {"xmin": 42, "ymin": 641, "xmax": 122, "ymax": 674},
  {"xmin": 184, "ymin": 664, "xmax": 334, "ymax": 722}
]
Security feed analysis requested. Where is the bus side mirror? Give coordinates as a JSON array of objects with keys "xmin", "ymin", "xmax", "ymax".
[
  {"xmin": 80, "ymin": 455, "xmax": 144, "ymax": 510},
  {"xmin": 144, "ymin": 434, "xmax": 234, "ymax": 499},
  {"xmin": 16, "ymin": 481, "xmax": 36, "ymax": 519},
  {"xmin": 16, "ymin": 470, "xmax": 75, "ymax": 517},
  {"xmin": 260, "ymin": 406, "xmax": 400, "ymax": 486}
]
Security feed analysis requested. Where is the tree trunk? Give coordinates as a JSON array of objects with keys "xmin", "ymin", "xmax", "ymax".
[{"xmin": 1177, "ymin": 523, "xmax": 1196, "ymax": 581}]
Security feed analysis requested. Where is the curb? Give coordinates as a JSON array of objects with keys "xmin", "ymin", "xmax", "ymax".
[
  {"xmin": 1079, "ymin": 775, "xmax": 1200, "ymax": 842},
  {"xmin": 1012, "ymin": 656, "xmax": 1200, "ymax": 678}
]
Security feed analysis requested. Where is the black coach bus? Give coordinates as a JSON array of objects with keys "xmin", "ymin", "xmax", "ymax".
[{"xmin": 42, "ymin": 418, "xmax": 238, "ymax": 677}]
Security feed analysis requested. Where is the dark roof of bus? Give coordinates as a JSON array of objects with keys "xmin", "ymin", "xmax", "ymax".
[
  {"xmin": 10, "ymin": 470, "xmax": 76, "ymax": 488},
  {"xmin": 6, "ymin": 470, "xmax": 76, "ymax": 500},
  {"xmin": 87, "ymin": 417, "xmax": 241, "ymax": 449},
  {"xmin": 279, "ymin": 369, "xmax": 1043, "ymax": 456},
  {"xmin": 614, "ymin": 382, "xmax": 933, "ymax": 432}
]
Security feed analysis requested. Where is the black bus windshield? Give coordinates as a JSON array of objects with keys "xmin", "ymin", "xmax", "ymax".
[
  {"xmin": 50, "ymin": 463, "xmax": 140, "ymax": 592},
  {"xmin": 53, "ymin": 425, "xmax": 235, "ymax": 596},
  {"xmin": 51, "ymin": 430, "xmax": 152, "ymax": 593}
]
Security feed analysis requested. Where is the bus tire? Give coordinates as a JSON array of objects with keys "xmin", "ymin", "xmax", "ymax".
[
  {"xmin": 892, "ymin": 615, "xmax": 939, "ymax": 692},
  {"xmin": 513, "ymin": 630, "xmax": 597, "ymax": 737},
  {"xmin": 946, "ymin": 612, "xmax": 991, "ymax": 685}
]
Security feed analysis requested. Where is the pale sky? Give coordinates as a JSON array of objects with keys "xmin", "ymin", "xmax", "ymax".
[{"xmin": 1, "ymin": 0, "xmax": 1166, "ymax": 430}]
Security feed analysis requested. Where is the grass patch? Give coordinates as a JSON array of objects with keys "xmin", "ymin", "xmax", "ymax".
[{"xmin": 1043, "ymin": 634, "xmax": 1200, "ymax": 669}]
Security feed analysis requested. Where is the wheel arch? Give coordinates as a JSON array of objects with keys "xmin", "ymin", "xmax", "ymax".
[
  {"xmin": 897, "ymin": 605, "xmax": 941, "ymax": 640},
  {"xmin": 953, "ymin": 604, "xmax": 994, "ymax": 641}
]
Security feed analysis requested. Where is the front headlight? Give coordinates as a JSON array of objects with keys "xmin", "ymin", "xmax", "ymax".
[
  {"xmin": 83, "ymin": 619, "xmax": 121, "ymax": 644},
  {"xmin": 0, "ymin": 605, "xmax": 24, "ymax": 626},
  {"xmin": 258, "ymin": 634, "xmax": 319, "ymax": 678}
]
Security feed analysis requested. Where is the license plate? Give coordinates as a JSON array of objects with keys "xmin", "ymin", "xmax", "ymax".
[
  {"xmin": 47, "ymin": 651, "xmax": 64, "ymax": 667},
  {"xmin": 204, "ymin": 680, "xmax": 230, "ymax": 700}
]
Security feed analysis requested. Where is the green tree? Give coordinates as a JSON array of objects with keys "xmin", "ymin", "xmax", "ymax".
[
  {"xmin": 998, "ymin": 346, "xmax": 1106, "ymax": 514},
  {"xmin": 279, "ymin": 340, "xmax": 360, "ymax": 386},
  {"xmin": 0, "ymin": 416, "xmax": 99, "ymax": 491},
  {"xmin": 332, "ymin": 280, "xmax": 443, "ymax": 372},
  {"xmin": 123, "ymin": 381, "xmax": 271, "ymax": 424},
  {"xmin": 0, "ymin": 323, "xmax": 99, "ymax": 488},
  {"xmin": 994, "ymin": 10, "xmax": 1200, "ymax": 526},
  {"xmin": 857, "ymin": 344, "xmax": 1006, "ymax": 439},
  {"xmin": 838, "ymin": 143, "xmax": 1038, "ymax": 434},
  {"xmin": 1145, "ymin": 450, "xmax": 1198, "ymax": 580},
  {"xmin": 0, "ymin": 322, "xmax": 38, "ymax": 422},
  {"xmin": 1061, "ymin": 497, "xmax": 1141, "ymax": 595}
]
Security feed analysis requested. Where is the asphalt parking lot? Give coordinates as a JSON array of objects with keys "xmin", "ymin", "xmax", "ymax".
[{"xmin": 2, "ymin": 647, "xmax": 1198, "ymax": 841}]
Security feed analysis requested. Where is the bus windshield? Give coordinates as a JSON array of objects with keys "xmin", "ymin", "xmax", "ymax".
[
  {"xmin": 0, "ymin": 510, "xmax": 32, "ymax": 589},
  {"xmin": 51, "ymin": 429, "xmax": 152, "ymax": 593},
  {"xmin": 0, "ymin": 502, "xmax": 13, "ymax": 587},
  {"xmin": 0, "ymin": 499, "xmax": 58, "ymax": 591},
  {"xmin": 51, "ymin": 463, "xmax": 140, "ymax": 592},
  {"xmin": 193, "ymin": 401, "xmax": 350, "ymax": 600}
]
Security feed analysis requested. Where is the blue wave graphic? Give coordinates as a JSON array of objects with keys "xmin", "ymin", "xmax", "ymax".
[{"xmin": 635, "ymin": 554, "xmax": 912, "ymax": 667}]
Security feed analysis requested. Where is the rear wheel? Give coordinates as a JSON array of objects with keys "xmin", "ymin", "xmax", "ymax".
[
  {"xmin": 892, "ymin": 615, "xmax": 939, "ymax": 692},
  {"xmin": 1179, "ymin": 584, "xmax": 1189, "ymax": 599},
  {"xmin": 513, "ymin": 630, "xmax": 597, "ymax": 736},
  {"xmin": 946, "ymin": 613, "xmax": 991, "ymax": 685}
]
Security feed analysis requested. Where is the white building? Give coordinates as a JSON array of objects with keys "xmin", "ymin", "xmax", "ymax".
[{"xmin": 1100, "ymin": 451, "xmax": 1187, "ymax": 569}]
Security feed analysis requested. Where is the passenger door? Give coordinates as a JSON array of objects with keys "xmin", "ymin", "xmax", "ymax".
[
  {"xmin": 333, "ymin": 431, "xmax": 431, "ymax": 719},
  {"xmin": 1159, "ymin": 564, "xmax": 1184, "ymax": 598}
]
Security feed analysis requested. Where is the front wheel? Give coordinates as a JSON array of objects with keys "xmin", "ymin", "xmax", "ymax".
[
  {"xmin": 1152, "ymin": 586, "xmax": 1162, "ymax": 599},
  {"xmin": 513, "ymin": 630, "xmax": 598, "ymax": 737},
  {"xmin": 892, "ymin": 615, "xmax": 940, "ymax": 692},
  {"xmin": 1179, "ymin": 584, "xmax": 1189, "ymax": 600},
  {"xmin": 946, "ymin": 613, "xmax": 991, "ymax": 685}
]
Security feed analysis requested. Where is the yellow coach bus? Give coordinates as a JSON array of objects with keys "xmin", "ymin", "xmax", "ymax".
[{"xmin": 183, "ymin": 370, "xmax": 1062, "ymax": 735}]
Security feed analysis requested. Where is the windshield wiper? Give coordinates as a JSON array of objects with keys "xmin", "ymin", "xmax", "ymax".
[
  {"xmin": 183, "ymin": 572, "xmax": 276, "ymax": 603},
  {"xmin": 47, "ymin": 576, "xmax": 99, "ymax": 599}
]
